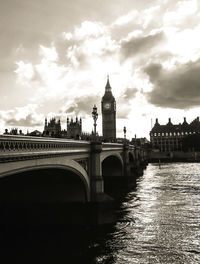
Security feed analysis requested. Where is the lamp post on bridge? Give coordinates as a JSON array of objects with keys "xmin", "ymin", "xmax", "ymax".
[
  {"xmin": 92, "ymin": 105, "xmax": 98, "ymax": 137},
  {"xmin": 123, "ymin": 126, "xmax": 126, "ymax": 141}
]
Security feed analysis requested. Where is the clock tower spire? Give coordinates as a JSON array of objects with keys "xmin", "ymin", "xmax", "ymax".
[
  {"xmin": 105, "ymin": 75, "xmax": 111, "ymax": 92},
  {"xmin": 101, "ymin": 76, "xmax": 116, "ymax": 140}
]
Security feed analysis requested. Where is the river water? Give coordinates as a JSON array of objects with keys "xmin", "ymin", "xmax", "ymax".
[{"xmin": 1, "ymin": 163, "xmax": 200, "ymax": 263}]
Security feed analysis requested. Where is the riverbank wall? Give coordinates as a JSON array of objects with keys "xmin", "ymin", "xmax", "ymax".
[{"xmin": 149, "ymin": 151, "xmax": 200, "ymax": 163}]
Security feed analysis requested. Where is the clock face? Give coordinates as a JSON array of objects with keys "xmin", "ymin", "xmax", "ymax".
[{"xmin": 104, "ymin": 103, "xmax": 111, "ymax": 110}]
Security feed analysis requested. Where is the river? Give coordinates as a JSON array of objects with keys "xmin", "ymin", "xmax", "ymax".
[{"xmin": 1, "ymin": 163, "xmax": 200, "ymax": 263}]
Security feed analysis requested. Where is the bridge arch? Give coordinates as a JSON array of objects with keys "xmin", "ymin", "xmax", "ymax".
[
  {"xmin": 0, "ymin": 157, "xmax": 90, "ymax": 203},
  {"xmin": 101, "ymin": 153, "xmax": 123, "ymax": 177},
  {"xmin": 101, "ymin": 153, "xmax": 124, "ymax": 197}
]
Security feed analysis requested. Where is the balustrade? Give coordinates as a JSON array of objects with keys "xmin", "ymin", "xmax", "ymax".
[
  {"xmin": 0, "ymin": 135, "xmax": 90, "ymax": 154},
  {"xmin": 0, "ymin": 135, "xmax": 141, "ymax": 165}
]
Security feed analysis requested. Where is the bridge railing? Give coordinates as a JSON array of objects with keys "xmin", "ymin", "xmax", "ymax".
[
  {"xmin": 102, "ymin": 142, "xmax": 123, "ymax": 150},
  {"xmin": 0, "ymin": 135, "xmax": 90, "ymax": 154},
  {"xmin": 102, "ymin": 142, "xmax": 135, "ymax": 152},
  {"xmin": 0, "ymin": 135, "xmax": 140, "ymax": 164}
]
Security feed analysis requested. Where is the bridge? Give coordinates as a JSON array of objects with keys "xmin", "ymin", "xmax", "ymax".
[{"xmin": 0, "ymin": 135, "xmax": 148, "ymax": 225}]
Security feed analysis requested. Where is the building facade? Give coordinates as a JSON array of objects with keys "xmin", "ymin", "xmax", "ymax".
[
  {"xmin": 150, "ymin": 117, "xmax": 200, "ymax": 152},
  {"xmin": 101, "ymin": 77, "xmax": 116, "ymax": 140},
  {"xmin": 67, "ymin": 117, "xmax": 82, "ymax": 139},
  {"xmin": 43, "ymin": 117, "xmax": 82, "ymax": 139},
  {"xmin": 43, "ymin": 118, "xmax": 61, "ymax": 137}
]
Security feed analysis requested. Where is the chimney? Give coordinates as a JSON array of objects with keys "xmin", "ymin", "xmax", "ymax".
[
  {"xmin": 156, "ymin": 118, "xmax": 158, "ymax": 123},
  {"xmin": 184, "ymin": 117, "xmax": 186, "ymax": 122},
  {"xmin": 197, "ymin": 117, "xmax": 199, "ymax": 122},
  {"xmin": 169, "ymin": 118, "xmax": 171, "ymax": 123}
]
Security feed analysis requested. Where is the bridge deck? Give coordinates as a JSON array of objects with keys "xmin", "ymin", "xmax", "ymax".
[{"xmin": 0, "ymin": 135, "xmax": 130, "ymax": 163}]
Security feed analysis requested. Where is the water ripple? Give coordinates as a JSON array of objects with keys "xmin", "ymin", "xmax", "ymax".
[{"xmin": 100, "ymin": 163, "xmax": 200, "ymax": 264}]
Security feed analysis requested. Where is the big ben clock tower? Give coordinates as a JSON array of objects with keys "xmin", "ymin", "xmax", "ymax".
[{"xmin": 101, "ymin": 76, "xmax": 116, "ymax": 140}]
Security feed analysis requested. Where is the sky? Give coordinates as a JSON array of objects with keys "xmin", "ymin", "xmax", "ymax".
[{"xmin": 1, "ymin": 0, "xmax": 200, "ymax": 139}]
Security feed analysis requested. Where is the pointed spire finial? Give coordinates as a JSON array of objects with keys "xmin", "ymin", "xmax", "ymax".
[{"xmin": 105, "ymin": 75, "xmax": 111, "ymax": 92}]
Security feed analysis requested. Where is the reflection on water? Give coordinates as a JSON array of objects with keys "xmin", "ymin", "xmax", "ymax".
[
  {"xmin": 110, "ymin": 163, "xmax": 200, "ymax": 264},
  {"xmin": 1, "ymin": 163, "xmax": 200, "ymax": 263}
]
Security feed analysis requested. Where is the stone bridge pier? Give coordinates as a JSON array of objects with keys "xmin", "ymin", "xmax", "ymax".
[{"xmin": 90, "ymin": 142, "xmax": 147, "ymax": 202}]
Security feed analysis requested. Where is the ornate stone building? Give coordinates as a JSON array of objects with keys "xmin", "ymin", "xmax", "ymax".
[
  {"xmin": 43, "ymin": 118, "xmax": 61, "ymax": 137},
  {"xmin": 67, "ymin": 117, "xmax": 82, "ymax": 139},
  {"xmin": 150, "ymin": 117, "xmax": 200, "ymax": 152},
  {"xmin": 101, "ymin": 77, "xmax": 116, "ymax": 140},
  {"xmin": 43, "ymin": 117, "xmax": 82, "ymax": 139}
]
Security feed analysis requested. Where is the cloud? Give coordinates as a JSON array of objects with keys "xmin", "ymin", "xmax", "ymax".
[
  {"xmin": 1, "ymin": 0, "xmax": 200, "ymax": 139},
  {"xmin": 144, "ymin": 58, "xmax": 200, "ymax": 109},
  {"xmin": 13, "ymin": 21, "xmax": 119, "ymax": 104},
  {"xmin": 121, "ymin": 31, "xmax": 165, "ymax": 59},
  {"xmin": 117, "ymin": 105, "xmax": 130, "ymax": 119},
  {"xmin": 39, "ymin": 45, "xmax": 58, "ymax": 62},
  {"xmin": 0, "ymin": 104, "xmax": 43, "ymax": 128},
  {"xmin": 113, "ymin": 10, "xmax": 138, "ymax": 26},
  {"xmin": 15, "ymin": 61, "xmax": 35, "ymax": 85},
  {"xmin": 62, "ymin": 21, "xmax": 119, "ymax": 70},
  {"xmin": 116, "ymin": 88, "xmax": 138, "ymax": 119},
  {"xmin": 163, "ymin": 0, "xmax": 198, "ymax": 27},
  {"xmin": 111, "ymin": 4, "xmax": 162, "ymax": 41},
  {"xmin": 60, "ymin": 94, "xmax": 101, "ymax": 117},
  {"xmin": 165, "ymin": 26, "xmax": 200, "ymax": 63},
  {"xmin": 59, "ymin": 86, "xmax": 137, "ymax": 121},
  {"xmin": 74, "ymin": 21, "xmax": 106, "ymax": 39},
  {"xmin": 6, "ymin": 114, "xmax": 42, "ymax": 127},
  {"xmin": 123, "ymin": 88, "xmax": 138, "ymax": 100}
]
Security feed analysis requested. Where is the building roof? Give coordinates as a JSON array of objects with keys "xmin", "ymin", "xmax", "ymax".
[{"xmin": 150, "ymin": 117, "xmax": 200, "ymax": 134}]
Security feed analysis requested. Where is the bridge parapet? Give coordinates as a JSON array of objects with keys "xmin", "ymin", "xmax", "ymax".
[
  {"xmin": 0, "ymin": 135, "xmax": 90, "ymax": 162},
  {"xmin": 102, "ymin": 142, "xmax": 124, "ymax": 152},
  {"xmin": 0, "ymin": 135, "xmax": 90, "ymax": 150},
  {"xmin": 0, "ymin": 135, "xmax": 137, "ymax": 154}
]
